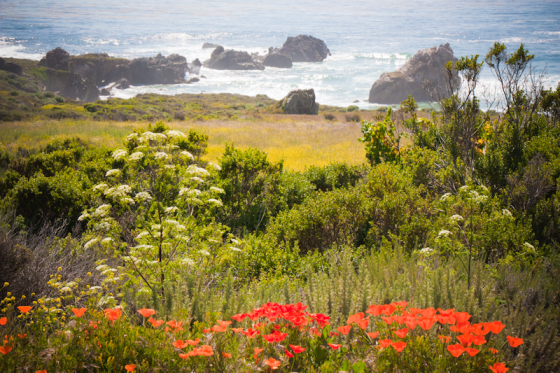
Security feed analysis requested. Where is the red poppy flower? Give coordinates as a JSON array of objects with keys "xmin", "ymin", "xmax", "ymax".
[
  {"xmin": 391, "ymin": 341, "xmax": 406, "ymax": 352},
  {"xmin": 254, "ymin": 347, "xmax": 263, "ymax": 360},
  {"xmin": 71, "ymin": 308, "xmax": 87, "ymax": 318},
  {"xmin": 447, "ymin": 344, "xmax": 465, "ymax": 358},
  {"xmin": 211, "ymin": 325, "xmax": 228, "ymax": 333},
  {"xmin": 0, "ymin": 317, "xmax": 6, "ymax": 326},
  {"xmin": 328, "ymin": 343, "xmax": 341, "ymax": 350},
  {"xmin": 382, "ymin": 304, "xmax": 396, "ymax": 315},
  {"xmin": 231, "ymin": 327, "xmax": 243, "ymax": 333},
  {"xmin": 381, "ymin": 316, "xmax": 395, "ymax": 325},
  {"xmin": 198, "ymin": 345, "xmax": 214, "ymax": 356},
  {"xmin": 485, "ymin": 321, "xmax": 506, "ymax": 334},
  {"xmin": 367, "ymin": 331, "xmax": 379, "ymax": 339},
  {"xmin": 17, "ymin": 306, "xmax": 32, "ymax": 314},
  {"xmin": 231, "ymin": 313, "xmax": 247, "ymax": 322},
  {"xmin": 421, "ymin": 308, "xmax": 437, "ymax": 319},
  {"xmin": 470, "ymin": 323, "xmax": 484, "ymax": 335},
  {"xmin": 242, "ymin": 328, "xmax": 260, "ymax": 338},
  {"xmin": 450, "ymin": 321, "xmax": 471, "ymax": 334},
  {"xmin": 124, "ymin": 364, "xmax": 136, "ymax": 372},
  {"xmin": 285, "ymin": 350, "xmax": 294, "ymax": 358},
  {"xmin": 347, "ymin": 312, "xmax": 365, "ymax": 325},
  {"xmin": 403, "ymin": 316, "xmax": 418, "ymax": 329},
  {"xmin": 437, "ymin": 308, "xmax": 455, "ymax": 316},
  {"xmin": 290, "ymin": 345, "xmax": 306, "ymax": 354},
  {"xmin": 137, "ymin": 309, "xmax": 156, "ymax": 318},
  {"xmin": 507, "ymin": 336, "xmax": 523, "ymax": 348},
  {"xmin": 263, "ymin": 330, "xmax": 288, "ymax": 343},
  {"xmin": 379, "ymin": 339, "xmax": 392, "ymax": 348},
  {"xmin": 394, "ymin": 328, "xmax": 408, "ymax": 339},
  {"xmin": 489, "ymin": 347, "xmax": 499, "ymax": 354},
  {"xmin": 366, "ymin": 304, "xmax": 384, "ymax": 316},
  {"xmin": 456, "ymin": 334, "xmax": 473, "ymax": 347},
  {"xmin": 35, "ymin": 370, "xmax": 47, "ymax": 373},
  {"xmin": 104, "ymin": 308, "xmax": 121, "ymax": 322},
  {"xmin": 148, "ymin": 318, "xmax": 164, "ymax": 327},
  {"xmin": 179, "ymin": 353, "xmax": 189, "ymax": 359},
  {"xmin": 172, "ymin": 340, "xmax": 188, "ymax": 349},
  {"xmin": 392, "ymin": 301, "xmax": 408, "ymax": 309},
  {"xmin": 489, "ymin": 362, "xmax": 509, "ymax": 373},
  {"xmin": 264, "ymin": 357, "xmax": 281, "ymax": 370},
  {"xmin": 17, "ymin": 334, "xmax": 26, "ymax": 340},
  {"xmin": 472, "ymin": 335, "xmax": 487, "ymax": 345},
  {"xmin": 337, "ymin": 325, "xmax": 351, "ymax": 335},
  {"xmin": 453, "ymin": 312, "xmax": 471, "ymax": 324},
  {"xmin": 465, "ymin": 348, "xmax": 479, "ymax": 357},
  {"xmin": 418, "ymin": 317, "xmax": 435, "ymax": 331},
  {"xmin": 222, "ymin": 352, "xmax": 232, "ymax": 358},
  {"xmin": 185, "ymin": 339, "xmax": 199, "ymax": 346},
  {"xmin": 0, "ymin": 345, "xmax": 12, "ymax": 355}
]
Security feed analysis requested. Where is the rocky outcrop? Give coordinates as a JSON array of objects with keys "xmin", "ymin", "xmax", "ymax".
[
  {"xmin": 127, "ymin": 53, "xmax": 187, "ymax": 85},
  {"xmin": 203, "ymin": 46, "xmax": 264, "ymax": 71},
  {"xmin": 263, "ymin": 52, "xmax": 292, "ymax": 68},
  {"xmin": 202, "ymin": 42, "xmax": 221, "ymax": 49},
  {"xmin": 0, "ymin": 58, "xmax": 23, "ymax": 76},
  {"xmin": 39, "ymin": 47, "xmax": 70, "ymax": 70},
  {"xmin": 281, "ymin": 88, "xmax": 319, "ymax": 115},
  {"xmin": 188, "ymin": 58, "xmax": 202, "ymax": 75},
  {"xmin": 277, "ymin": 35, "xmax": 331, "ymax": 63},
  {"xmin": 368, "ymin": 43, "xmax": 459, "ymax": 104},
  {"xmin": 71, "ymin": 53, "xmax": 129, "ymax": 86}
]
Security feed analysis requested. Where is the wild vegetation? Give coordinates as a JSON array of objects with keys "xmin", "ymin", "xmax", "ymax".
[{"xmin": 1, "ymin": 43, "xmax": 560, "ymax": 372}]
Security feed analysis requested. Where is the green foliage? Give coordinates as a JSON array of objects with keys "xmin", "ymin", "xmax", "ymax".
[{"xmin": 359, "ymin": 108, "xmax": 402, "ymax": 165}]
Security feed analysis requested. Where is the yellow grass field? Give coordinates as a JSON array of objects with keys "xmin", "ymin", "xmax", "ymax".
[{"xmin": 0, "ymin": 116, "xmax": 367, "ymax": 171}]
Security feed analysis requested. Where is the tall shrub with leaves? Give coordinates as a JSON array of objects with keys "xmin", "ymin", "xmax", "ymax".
[{"xmin": 359, "ymin": 108, "xmax": 402, "ymax": 166}]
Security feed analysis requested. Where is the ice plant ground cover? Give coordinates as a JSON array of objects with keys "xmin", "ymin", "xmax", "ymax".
[{"xmin": 0, "ymin": 296, "xmax": 523, "ymax": 372}]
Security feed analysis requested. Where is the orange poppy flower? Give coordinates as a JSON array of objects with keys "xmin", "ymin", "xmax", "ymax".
[
  {"xmin": 198, "ymin": 345, "xmax": 214, "ymax": 356},
  {"xmin": 438, "ymin": 335, "xmax": 451, "ymax": 343},
  {"xmin": 485, "ymin": 321, "xmax": 506, "ymax": 334},
  {"xmin": 392, "ymin": 301, "xmax": 408, "ymax": 309},
  {"xmin": 211, "ymin": 325, "xmax": 228, "ymax": 333},
  {"xmin": 0, "ymin": 317, "xmax": 7, "ymax": 326},
  {"xmin": 450, "ymin": 321, "xmax": 471, "ymax": 334},
  {"xmin": 242, "ymin": 328, "xmax": 260, "ymax": 338},
  {"xmin": 231, "ymin": 328, "xmax": 243, "ymax": 333},
  {"xmin": 148, "ymin": 318, "xmax": 164, "ymax": 327},
  {"xmin": 137, "ymin": 309, "xmax": 156, "ymax": 318},
  {"xmin": 489, "ymin": 362, "xmax": 509, "ymax": 373},
  {"xmin": 403, "ymin": 316, "xmax": 418, "ymax": 329},
  {"xmin": 489, "ymin": 347, "xmax": 499, "ymax": 354},
  {"xmin": 17, "ymin": 306, "xmax": 32, "ymax": 314},
  {"xmin": 185, "ymin": 338, "xmax": 200, "ymax": 346},
  {"xmin": 394, "ymin": 328, "xmax": 408, "ymax": 339},
  {"xmin": 222, "ymin": 352, "xmax": 232, "ymax": 358},
  {"xmin": 470, "ymin": 323, "xmax": 484, "ymax": 335},
  {"xmin": 379, "ymin": 339, "xmax": 392, "ymax": 348},
  {"xmin": 453, "ymin": 312, "xmax": 471, "ymax": 324},
  {"xmin": 367, "ymin": 331, "xmax": 379, "ymax": 339},
  {"xmin": 507, "ymin": 336, "xmax": 523, "ymax": 348},
  {"xmin": 391, "ymin": 341, "xmax": 407, "ymax": 352},
  {"xmin": 35, "ymin": 370, "xmax": 47, "ymax": 373},
  {"xmin": 104, "ymin": 308, "xmax": 121, "ymax": 322},
  {"xmin": 71, "ymin": 308, "xmax": 87, "ymax": 318},
  {"xmin": 347, "ymin": 312, "xmax": 364, "ymax": 325},
  {"xmin": 447, "ymin": 344, "xmax": 465, "ymax": 357},
  {"xmin": 290, "ymin": 345, "xmax": 306, "ymax": 354},
  {"xmin": 124, "ymin": 364, "xmax": 136, "ymax": 372},
  {"xmin": 264, "ymin": 357, "xmax": 281, "ymax": 370},
  {"xmin": 437, "ymin": 308, "xmax": 455, "ymax": 316},
  {"xmin": 466, "ymin": 347, "xmax": 480, "ymax": 356},
  {"xmin": 366, "ymin": 304, "xmax": 384, "ymax": 316},
  {"xmin": 382, "ymin": 304, "xmax": 396, "ymax": 316},
  {"xmin": 172, "ymin": 340, "xmax": 189, "ymax": 349},
  {"xmin": 472, "ymin": 335, "xmax": 487, "ymax": 345},
  {"xmin": 456, "ymin": 334, "xmax": 473, "ymax": 347},
  {"xmin": 17, "ymin": 334, "xmax": 26, "ymax": 340},
  {"xmin": 217, "ymin": 320, "xmax": 232, "ymax": 328},
  {"xmin": 179, "ymin": 353, "xmax": 189, "ymax": 359},
  {"xmin": 0, "ymin": 345, "xmax": 13, "ymax": 355},
  {"xmin": 381, "ymin": 316, "xmax": 395, "ymax": 325},
  {"xmin": 285, "ymin": 349, "xmax": 294, "ymax": 358},
  {"xmin": 337, "ymin": 325, "xmax": 352, "ymax": 335},
  {"xmin": 253, "ymin": 347, "xmax": 263, "ymax": 360},
  {"xmin": 328, "ymin": 343, "xmax": 341, "ymax": 350},
  {"xmin": 421, "ymin": 308, "xmax": 437, "ymax": 319}
]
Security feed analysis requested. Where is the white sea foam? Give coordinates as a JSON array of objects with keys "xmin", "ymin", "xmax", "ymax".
[{"xmin": 0, "ymin": 37, "xmax": 43, "ymax": 60}]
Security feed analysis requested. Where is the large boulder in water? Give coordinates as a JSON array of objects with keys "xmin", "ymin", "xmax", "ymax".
[
  {"xmin": 281, "ymin": 88, "xmax": 319, "ymax": 115},
  {"xmin": 202, "ymin": 42, "xmax": 221, "ymax": 49},
  {"xmin": 277, "ymin": 35, "xmax": 331, "ymax": 63},
  {"xmin": 263, "ymin": 52, "xmax": 292, "ymax": 68},
  {"xmin": 39, "ymin": 47, "xmax": 71, "ymax": 70},
  {"xmin": 127, "ymin": 53, "xmax": 188, "ymax": 85},
  {"xmin": 203, "ymin": 46, "xmax": 264, "ymax": 70},
  {"xmin": 368, "ymin": 43, "xmax": 459, "ymax": 104}
]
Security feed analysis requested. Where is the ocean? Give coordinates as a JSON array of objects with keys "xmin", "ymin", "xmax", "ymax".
[{"xmin": 1, "ymin": 0, "xmax": 559, "ymax": 108}]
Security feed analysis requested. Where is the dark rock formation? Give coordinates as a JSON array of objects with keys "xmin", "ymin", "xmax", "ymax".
[
  {"xmin": 202, "ymin": 42, "xmax": 221, "ymax": 49},
  {"xmin": 113, "ymin": 78, "xmax": 130, "ymax": 89},
  {"xmin": 277, "ymin": 35, "xmax": 331, "ymax": 63},
  {"xmin": 188, "ymin": 58, "xmax": 202, "ymax": 75},
  {"xmin": 39, "ymin": 47, "xmax": 70, "ymax": 70},
  {"xmin": 0, "ymin": 58, "xmax": 23, "ymax": 76},
  {"xmin": 99, "ymin": 88, "xmax": 111, "ymax": 96},
  {"xmin": 263, "ymin": 53, "xmax": 293, "ymax": 68},
  {"xmin": 186, "ymin": 77, "xmax": 200, "ymax": 84},
  {"xmin": 71, "ymin": 53, "xmax": 129, "ymax": 86},
  {"xmin": 368, "ymin": 43, "xmax": 459, "ymax": 104},
  {"xmin": 127, "ymin": 53, "xmax": 187, "ymax": 85},
  {"xmin": 281, "ymin": 88, "xmax": 319, "ymax": 115},
  {"xmin": 203, "ymin": 46, "xmax": 264, "ymax": 71}
]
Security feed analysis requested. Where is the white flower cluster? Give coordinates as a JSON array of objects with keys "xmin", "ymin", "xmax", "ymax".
[
  {"xmin": 78, "ymin": 212, "xmax": 90, "ymax": 221},
  {"xmin": 210, "ymin": 187, "xmax": 225, "ymax": 194},
  {"xmin": 502, "ymin": 209, "xmax": 513, "ymax": 217},
  {"xmin": 208, "ymin": 198, "xmax": 223, "ymax": 207},
  {"xmin": 154, "ymin": 152, "xmax": 168, "ymax": 160},
  {"xmin": 449, "ymin": 214, "xmax": 464, "ymax": 222},
  {"xmin": 106, "ymin": 169, "xmax": 121, "ymax": 177},
  {"xmin": 440, "ymin": 193, "xmax": 452, "ymax": 201},
  {"xmin": 165, "ymin": 206, "xmax": 178, "ymax": 213},
  {"xmin": 208, "ymin": 162, "xmax": 222, "ymax": 171},
  {"xmin": 92, "ymin": 204, "xmax": 112, "ymax": 218},
  {"xmin": 166, "ymin": 130, "xmax": 186, "ymax": 138},
  {"xmin": 105, "ymin": 184, "xmax": 132, "ymax": 198},
  {"xmin": 129, "ymin": 152, "xmax": 144, "ymax": 161},
  {"xmin": 112, "ymin": 149, "xmax": 128, "ymax": 160},
  {"xmin": 186, "ymin": 165, "xmax": 210, "ymax": 177},
  {"xmin": 121, "ymin": 197, "xmax": 135, "ymax": 205},
  {"xmin": 438, "ymin": 230, "xmax": 452, "ymax": 238},
  {"xmin": 84, "ymin": 238, "xmax": 99, "ymax": 249},
  {"xmin": 126, "ymin": 133, "xmax": 139, "ymax": 142},
  {"xmin": 93, "ymin": 183, "xmax": 108, "ymax": 192},
  {"xmin": 141, "ymin": 131, "xmax": 167, "ymax": 143},
  {"xmin": 135, "ymin": 191, "xmax": 152, "ymax": 202},
  {"xmin": 420, "ymin": 247, "xmax": 433, "ymax": 254},
  {"xmin": 180, "ymin": 151, "xmax": 194, "ymax": 160}
]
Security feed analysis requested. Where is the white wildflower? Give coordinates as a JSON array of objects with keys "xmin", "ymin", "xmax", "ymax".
[
  {"xmin": 231, "ymin": 247, "xmax": 242, "ymax": 252},
  {"xmin": 135, "ymin": 191, "xmax": 152, "ymax": 202},
  {"xmin": 502, "ymin": 209, "xmax": 512, "ymax": 217},
  {"xmin": 78, "ymin": 212, "xmax": 90, "ymax": 221},
  {"xmin": 92, "ymin": 204, "xmax": 112, "ymax": 218},
  {"xmin": 208, "ymin": 162, "xmax": 222, "ymax": 171},
  {"xmin": 175, "ymin": 225, "xmax": 186, "ymax": 231},
  {"xmin": 440, "ymin": 193, "xmax": 452, "ymax": 201},
  {"xmin": 151, "ymin": 224, "xmax": 161, "ymax": 231},
  {"xmin": 231, "ymin": 239, "xmax": 240, "ymax": 245},
  {"xmin": 101, "ymin": 237, "xmax": 112, "ymax": 244},
  {"xmin": 105, "ymin": 184, "xmax": 132, "ymax": 198},
  {"xmin": 449, "ymin": 215, "xmax": 464, "ymax": 222},
  {"xmin": 420, "ymin": 247, "xmax": 433, "ymax": 254},
  {"xmin": 191, "ymin": 176, "xmax": 204, "ymax": 183},
  {"xmin": 199, "ymin": 250, "xmax": 210, "ymax": 256},
  {"xmin": 523, "ymin": 242, "xmax": 536, "ymax": 252},
  {"xmin": 93, "ymin": 183, "xmax": 108, "ymax": 192},
  {"xmin": 438, "ymin": 230, "xmax": 452, "ymax": 238},
  {"xmin": 60, "ymin": 286, "xmax": 72, "ymax": 293},
  {"xmin": 210, "ymin": 187, "xmax": 225, "ymax": 194},
  {"xmin": 166, "ymin": 130, "xmax": 186, "ymax": 138},
  {"xmin": 105, "ymin": 169, "xmax": 121, "ymax": 177},
  {"xmin": 187, "ymin": 189, "xmax": 201, "ymax": 197},
  {"xmin": 126, "ymin": 133, "xmax": 139, "ymax": 142},
  {"xmin": 112, "ymin": 149, "xmax": 128, "ymax": 160},
  {"xmin": 164, "ymin": 165, "xmax": 176, "ymax": 169},
  {"xmin": 121, "ymin": 197, "xmax": 135, "ymax": 205},
  {"xmin": 89, "ymin": 286, "xmax": 102, "ymax": 292},
  {"xmin": 187, "ymin": 165, "xmax": 210, "ymax": 176},
  {"xmin": 154, "ymin": 152, "xmax": 168, "ymax": 160},
  {"xmin": 95, "ymin": 264, "xmax": 109, "ymax": 272},
  {"xmin": 133, "ymin": 244, "xmax": 154, "ymax": 250},
  {"xmin": 208, "ymin": 198, "xmax": 223, "ymax": 207},
  {"xmin": 84, "ymin": 238, "xmax": 99, "ymax": 249},
  {"xmin": 141, "ymin": 131, "xmax": 166, "ymax": 142},
  {"xmin": 135, "ymin": 231, "xmax": 149, "ymax": 239},
  {"xmin": 178, "ymin": 187, "xmax": 189, "ymax": 197},
  {"xmin": 165, "ymin": 206, "xmax": 178, "ymax": 213},
  {"xmin": 95, "ymin": 222, "xmax": 111, "ymax": 232},
  {"xmin": 165, "ymin": 219, "xmax": 179, "ymax": 226},
  {"xmin": 181, "ymin": 257, "xmax": 195, "ymax": 266},
  {"xmin": 128, "ymin": 152, "xmax": 144, "ymax": 161},
  {"xmin": 180, "ymin": 151, "xmax": 194, "ymax": 160},
  {"xmin": 459, "ymin": 185, "xmax": 470, "ymax": 192}
]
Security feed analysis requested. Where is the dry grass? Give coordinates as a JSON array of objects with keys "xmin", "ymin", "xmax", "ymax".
[{"xmin": 0, "ymin": 115, "xmax": 366, "ymax": 171}]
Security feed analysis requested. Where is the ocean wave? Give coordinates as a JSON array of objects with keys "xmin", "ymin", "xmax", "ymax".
[
  {"xmin": 81, "ymin": 37, "xmax": 121, "ymax": 46},
  {"xmin": 0, "ymin": 37, "xmax": 44, "ymax": 60},
  {"xmin": 140, "ymin": 32, "xmax": 233, "ymax": 42}
]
